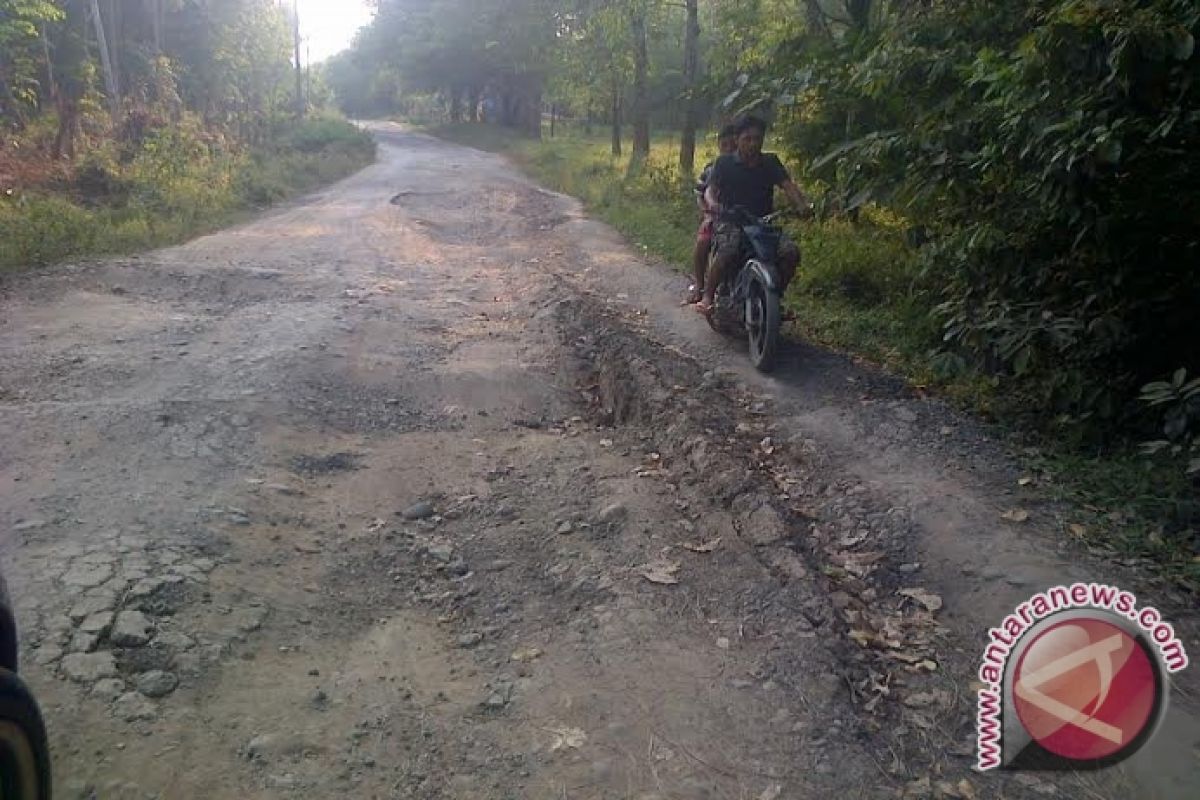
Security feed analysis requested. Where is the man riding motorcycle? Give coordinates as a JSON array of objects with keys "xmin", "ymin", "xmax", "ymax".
[
  {"xmin": 685, "ymin": 124, "xmax": 739, "ymax": 306},
  {"xmin": 696, "ymin": 115, "xmax": 813, "ymax": 316}
]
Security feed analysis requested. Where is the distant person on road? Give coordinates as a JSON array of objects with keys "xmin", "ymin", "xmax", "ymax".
[
  {"xmin": 684, "ymin": 124, "xmax": 739, "ymax": 306},
  {"xmin": 697, "ymin": 115, "xmax": 812, "ymax": 316}
]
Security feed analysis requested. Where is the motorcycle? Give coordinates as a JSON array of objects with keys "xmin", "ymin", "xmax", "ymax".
[{"xmin": 704, "ymin": 206, "xmax": 789, "ymax": 373}]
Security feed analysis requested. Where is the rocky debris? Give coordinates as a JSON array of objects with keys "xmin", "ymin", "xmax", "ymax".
[
  {"xmin": 744, "ymin": 504, "xmax": 789, "ymax": 547},
  {"xmin": 61, "ymin": 652, "xmax": 119, "ymax": 683},
  {"xmin": 457, "ymin": 632, "xmax": 483, "ymax": 648},
  {"xmin": 33, "ymin": 643, "xmax": 64, "ymax": 666},
  {"xmin": 481, "ymin": 676, "xmax": 516, "ymax": 709},
  {"xmin": 69, "ymin": 593, "xmax": 117, "ymax": 623},
  {"xmin": 555, "ymin": 520, "xmax": 574, "ymax": 535},
  {"xmin": 91, "ymin": 678, "xmax": 127, "ymax": 702},
  {"xmin": 267, "ymin": 483, "xmax": 303, "ymax": 496},
  {"xmin": 13, "ymin": 519, "xmax": 46, "ymax": 532},
  {"xmin": 79, "ymin": 611, "xmax": 114, "ymax": 636},
  {"xmin": 154, "ymin": 630, "xmax": 195, "ymax": 650},
  {"xmin": 111, "ymin": 610, "xmax": 155, "ymax": 647},
  {"xmin": 421, "ymin": 540, "xmax": 454, "ymax": 563},
  {"xmin": 113, "ymin": 691, "xmax": 157, "ymax": 722},
  {"xmin": 244, "ymin": 732, "xmax": 312, "ymax": 762},
  {"xmin": 68, "ymin": 630, "xmax": 101, "ymax": 654},
  {"xmin": 401, "ymin": 500, "xmax": 435, "ymax": 520},
  {"xmin": 597, "ymin": 502, "xmax": 627, "ymax": 523},
  {"xmin": 61, "ymin": 562, "xmax": 114, "ymax": 590},
  {"xmin": 135, "ymin": 670, "xmax": 179, "ymax": 698},
  {"xmin": 230, "ymin": 605, "xmax": 268, "ymax": 634},
  {"xmin": 127, "ymin": 577, "xmax": 167, "ymax": 600}
]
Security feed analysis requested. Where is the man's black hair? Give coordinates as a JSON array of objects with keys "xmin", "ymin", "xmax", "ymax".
[
  {"xmin": 735, "ymin": 115, "xmax": 767, "ymax": 135},
  {"xmin": 718, "ymin": 123, "xmax": 739, "ymax": 139}
]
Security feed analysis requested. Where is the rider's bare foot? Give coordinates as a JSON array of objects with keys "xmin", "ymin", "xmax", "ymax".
[{"xmin": 695, "ymin": 299, "xmax": 714, "ymax": 316}]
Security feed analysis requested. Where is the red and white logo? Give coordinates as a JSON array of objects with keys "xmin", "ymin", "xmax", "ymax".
[
  {"xmin": 976, "ymin": 583, "xmax": 1187, "ymax": 771},
  {"xmin": 1012, "ymin": 618, "xmax": 1157, "ymax": 761}
]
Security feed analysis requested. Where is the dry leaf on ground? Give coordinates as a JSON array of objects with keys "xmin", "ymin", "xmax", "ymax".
[
  {"xmin": 682, "ymin": 537, "xmax": 722, "ymax": 553},
  {"xmin": 510, "ymin": 647, "xmax": 542, "ymax": 662},
  {"xmin": 759, "ymin": 786, "xmax": 782, "ymax": 800},
  {"xmin": 546, "ymin": 726, "xmax": 587, "ymax": 751},
  {"xmin": 1068, "ymin": 523, "xmax": 1087, "ymax": 538},
  {"xmin": 898, "ymin": 587, "xmax": 944, "ymax": 613},
  {"xmin": 1017, "ymin": 476, "xmax": 1034, "ymax": 486},
  {"xmin": 1001, "ymin": 508, "xmax": 1030, "ymax": 523},
  {"xmin": 641, "ymin": 560, "xmax": 681, "ymax": 585}
]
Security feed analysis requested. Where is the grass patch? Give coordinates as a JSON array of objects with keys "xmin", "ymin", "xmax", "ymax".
[
  {"xmin": 428, "ymin": 120, "xmax": 1198, "ymax": 590},
  {"xmin": 0, "ymin": 115, "xmax": 375, "ymax": 270}
]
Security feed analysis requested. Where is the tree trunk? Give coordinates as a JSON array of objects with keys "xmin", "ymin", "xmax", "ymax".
[
  {"xmin": 293, "ymin": 0, "xmax": 304, "ymax": 116},
  {"xmin": 524, "ymin": 87, "xmax": 542, "ymax": 139},
  {"xmin": 150, "ymin": 0, "xmax": 162, "ymax": 54},
  {"xmin": 53, "ymin": 95, "xmax": 79, "ymax": 159},
  {"xmin": 811, "ymin": 3, "xmax": 832, "ymax": 38},
  {"xmin": 847, "ymin": 0, "xmax": 872, "ymax": 32},
  {"xmin": 610, "ymin": 77, "xmax": 622, "ymax": 157},
  {"xmin": 678, "ymin": 0, "xmax": 700, "ymax": 180},
  {"xmin": 88, "ymin": 0, "xmax": 120, "ymax": 120},
  {"xmin": 0, "ymin": 70, "xmax": 28, "ymax": 131},
  {"xmin": 550, "ymin": 104, "xmax": 556, "ymax": 138},
  {"xmin": 468, "ymin": 86, "xmax": 479, "ymax": 122},
  {"xmin": 450, "ymin": 86, "xmax": 462, "ymax": 122},
  {"xmin": 630, "ymin": 8, "xmax": 650, "ymax": 164}
]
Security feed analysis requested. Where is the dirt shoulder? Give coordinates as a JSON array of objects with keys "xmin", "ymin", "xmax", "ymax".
[{"xmin": 0, "ymin": 123, "xmax": 1195, "ymax": 800}]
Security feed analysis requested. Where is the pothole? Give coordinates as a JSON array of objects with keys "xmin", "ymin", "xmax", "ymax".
[
  {"xmin": 134, "ymin": 581, "xmax": 201, "ymax": 617},
  {"xmin": 290, "ymin": 451, "xmax": 362, "ymax": 476},
  {"xmin": 115, "ymin": 642, "xmax": 175, "ymax": 674}
]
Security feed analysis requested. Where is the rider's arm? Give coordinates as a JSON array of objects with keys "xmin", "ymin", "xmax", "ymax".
[
  {"xmin": 704, "ymin": 183, "xmax": 720, "ymax": 213},
  {"xmin": 780, "ymin": 179, "xmax": 814, "ymax": 218}
]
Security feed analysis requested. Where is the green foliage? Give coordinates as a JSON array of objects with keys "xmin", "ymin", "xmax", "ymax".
[
  {"xmin": 731, "ymin": 0, "xmax": 1200, "ymax": 439},
  {"xmin": 1140, "ymin": 369, "xmax": 1200, "ymax": 476},
  {"xmin": 0, "ymin": 117, "xmax": 373, "ymax": 270}
]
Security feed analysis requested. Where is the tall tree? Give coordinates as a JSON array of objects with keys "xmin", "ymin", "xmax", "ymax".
[
  {"xmin": 628, "ymin": 2, "xmax": 650, "ymax": 164},
  {"xmin": 677, "ymin": 0, "xmax": 700, "ymax": 178},
  {"xmin": 88, "ymin": 0, "xmax": 119, "ymax": 119}
]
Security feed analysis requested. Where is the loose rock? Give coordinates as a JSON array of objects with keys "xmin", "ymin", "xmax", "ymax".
[
  {"xmin": 135, "ymin": 670, "xmax": 179, "ymax": 698},
  {"xmin": 69, "ymin": 594, "xmax": 116, "ymax": 623},
  {"xmin": 79, "ymin": 611, "xmax": 114, "ymax": 636},
  {"xmin": 111, "ymin": 610, "xmax": 154, "ymax": 647},
  {"xmin": 92, "ymin": 678, "xmax": 127, "ymax": 702},
  {"xmin": 401, "ymin": 500, "xmax": 435, "ymax": 520},
  {"xmin": 598, "ymin": 502, "xmax": 627, "ymax": 523},
  {"xmin": 744, "ymin": 504, "xmax": 789, "ymax": 547},
  {"xmin": 113, "ymin": 691, "xmax": 157, "ymax": 722},
  {"xmin": 61, "ymin": 652, "xmax": 119, "ymax": 682},
  {"xmin": 61, "ymin": 563, "xmax": 114, "ymax": 590}
]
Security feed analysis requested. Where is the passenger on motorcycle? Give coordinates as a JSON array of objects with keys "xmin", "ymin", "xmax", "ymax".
[
  {"xmin": 697, "ymin": 115, "xmax": 813, "ymax": 316},
  {"xmin": 684, "ymin": 124, "xmax": 739, "ymax": 306}
]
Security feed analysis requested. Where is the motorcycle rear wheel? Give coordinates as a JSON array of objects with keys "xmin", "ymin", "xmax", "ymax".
[{"xmin": 746, "ymin": 281, "xmax": 780, "ymax": 373}]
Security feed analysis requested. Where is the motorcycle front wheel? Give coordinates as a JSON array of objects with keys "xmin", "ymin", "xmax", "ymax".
[{"xmin": 746, "ymin": 280, "xmax": 780, "ymax": 373}]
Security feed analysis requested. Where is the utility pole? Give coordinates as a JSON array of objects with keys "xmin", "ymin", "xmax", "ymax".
[{"xmin": 293, "ymin": 0, "xmax": 304, "ymax": 116}]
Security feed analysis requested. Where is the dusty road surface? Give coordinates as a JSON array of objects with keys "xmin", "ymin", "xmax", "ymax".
[{"xmin": 1, "ymin": 123, "xmax": 1197, "ymax": 799}]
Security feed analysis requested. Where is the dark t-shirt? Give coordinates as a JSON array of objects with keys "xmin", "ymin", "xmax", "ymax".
[{"xmin": 709, "ymin": 152, "xmax": 790, "ymax": 217}]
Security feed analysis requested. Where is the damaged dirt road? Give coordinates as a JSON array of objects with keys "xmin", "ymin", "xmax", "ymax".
[{"xmin": 1, "ymin": 123, "xmax": 1197, "ymax": 799}]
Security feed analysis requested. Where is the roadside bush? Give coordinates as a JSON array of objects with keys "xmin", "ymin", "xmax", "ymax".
[
  {"xmin": 733, "ymin": 0, "xmax": 1200, "ymax": 439},
  {"xmin": 0, "ymin": 117, "xmax": 374, "ymax": 270}
]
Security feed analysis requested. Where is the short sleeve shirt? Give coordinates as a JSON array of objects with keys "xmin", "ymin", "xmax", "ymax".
[{"xmin": 709, "ymin": 153, "xmax": 790, "ymax": 217}]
